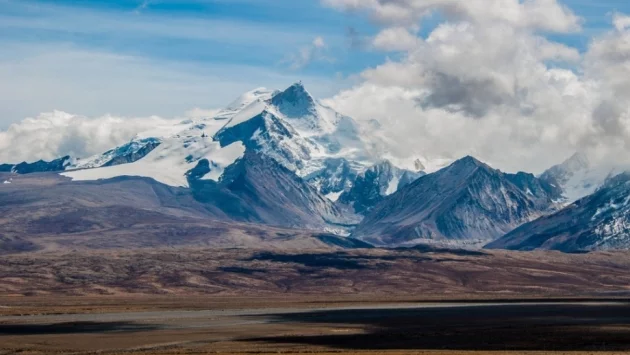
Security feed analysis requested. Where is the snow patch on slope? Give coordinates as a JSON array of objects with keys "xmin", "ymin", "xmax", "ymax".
[
  {"xmin": 200, "ymin": 143, "xmax": 247, "ymax": 182},
  {"xmin": 223, "ymin": 100, "xmax": 269, "ymax": 129},
  {"xmin": 63, "ymin": 132, "xmax": 245, "ymax": 187},
  {"xmin": 385, "ymin": 174, "xmax": 400, "ymax": 196},
  {"xmin": 215, "ymin": 88, "xmax": 277, "ymax": 122},
  {"xmin": 68, "ymin": 138, "xmax": 160, "ymax": 170},
  {"xmin": 134, "ymin": 120, "xmax": 195, "ymax": 140},
  {"xmin": 561, "ymin": 167, "xmax": 617, "ymax": 203},
  {"xmin": 541, "ymin": 152, "xmax": 619, "ymax": 204},
  {"xmin": 325, "ymin": 191, "xmax": 343, "ymax": 202}
]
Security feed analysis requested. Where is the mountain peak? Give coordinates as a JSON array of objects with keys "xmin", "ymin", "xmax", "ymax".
[
  {"xmin": 539, "ymin": 151, "xmax": 600, "ymax": 203},
  {"xmin": 414, "ymin": 159, "xmax": 426, "ymax": 172},
  {"xmin": 354, "ymin": 153, "xmax": 559, "ymax": 247},
  {"xmin": 564, "ymin": 152, "xmax": 590, "ymax": 171},
  {"xmin": 371, "ymin": 159, "xmax": 395, "ymax": 170},
  {"xmin": 289, "ymin": 81, "xmax": 306, "ymax": 90},
  {"xmin": 271, "ymin": 82, "xmax": 316, "ymax": 118},
  {"xmin": 280, "ymin": 81, "xmax": 313, "ymax": 99},
  {"xmin": 452, "ymin": 155, "xmax": 486, "ymax": 169},
  {"xmin": 437, "ymin": 156, "xmax": 498, "ymax": 180}
]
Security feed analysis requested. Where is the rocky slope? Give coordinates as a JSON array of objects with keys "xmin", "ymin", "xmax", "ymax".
[
  {"xmin": 487, "ymin": 172, "xmax": 630, "ymax": 252},
  {"xmin": 353, "ymin": 156, "xmax": 562, "ymax": 247},
  {"xmin": 0, "ymin": 172, "xmax": 353, "ymax": 253},
  {"xmin": 0, "ymin": 156, "xmax": 72, "ymax": 174},
  {"xmin": 188, "ymin": 150, "xmax": 353, "ymax": 231},
  {"xmin": 338, "ymin": 160, "xmax": 425, "ymax": 214}
]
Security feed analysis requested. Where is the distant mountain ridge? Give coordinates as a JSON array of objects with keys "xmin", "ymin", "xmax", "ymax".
[
  {"xmin": 487, "ymin": 172, "xmax": 630, "ymax": 252},
  {"xmin": 4, "ymin": 83, "xmax": 630, "ymax": 252},
  {"xmin": 352, "ymin": 156, "xmax": 562, "ymax": 247},
  {"xmin": 0, "ymin": 156, "xmax": 72, "ymax": 174},
  {"xmin": 540, "ymin": 152, "xmax": 618, "ymax": 204},
  {"xmin": 338, "ymin": 160, "xmax": 425, "ymax": 215}
]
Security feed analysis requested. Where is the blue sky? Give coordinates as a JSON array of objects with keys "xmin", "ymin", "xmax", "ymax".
[
  {"xmin": 0, "ymin": 0, "xmax": 629, "ymax": 126},
  {"xmin": 0, "ymin": 0, "xmax": 382, "ymax": 75}
]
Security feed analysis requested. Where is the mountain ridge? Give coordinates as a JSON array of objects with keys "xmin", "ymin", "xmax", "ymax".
[
  {"xmin": 352, "ymin": 156, "xmax": 562, "ymax": 247},
  {"xmin": 4, "ymin": 84, "xmax": 628, "ymax": 251},
  {"xmin": 487, "ymin": 171, "xmax": 630, "ymax": 252}
]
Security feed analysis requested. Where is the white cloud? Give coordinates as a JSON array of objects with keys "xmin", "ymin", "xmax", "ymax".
[
  {"xmin": 0, "ymin": 111, "xmax": 179, "ymax": 163},
  {"xmin": 322, "ymin": 0, "xmax": 581, "ymax": 32},
  {"xmin": 282, "ymin": 36, "xmax": 335, "ymax": 70},
  {"xmin": 582, "ymin": 17, "xmax": 630, "ymax": 155},
  {"xmin": 613, "ymin": 13, "xmax": 630, "ymax": 32},
  {"xmin": 0, "ymin": 0, "xmax": 347, "ymax": 126},
  {"xmin": 313, "ymin": 36, "xmax": 326, "ymax": 48},
  {"xmin": 322, "ymin": 2, "xmax": 630, "ymax": 173},
  {"xmin": 0, "ymin": 43, "xmax": 340, "ymax": 127},
  {"xmin": 0, "ymin": 44, "xmax": 345, "ymax": 163},
  {"xmin": 284, "ymin": 36, "xmax": 334, "ymax": 70},
  {"xmin": 372, "ymin": 27, "xmax": 422, "ymax": 52}
]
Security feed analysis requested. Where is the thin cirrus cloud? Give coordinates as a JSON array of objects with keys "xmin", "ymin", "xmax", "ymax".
[
  {"xmin": 283, "ymin": 36, "xmax": 336, "ymax": 70},
  {"xmin": 0, "ymin": 0, "xmax": 352, "ymax": 125}
]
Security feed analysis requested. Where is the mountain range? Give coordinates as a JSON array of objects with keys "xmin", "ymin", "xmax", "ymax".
[
  {"xmin": 353, "ymin": 156, "xmax": 562, "ymax": 248},
  {"xmin": 1, "ymin": 82, "xmax": 629, "ymax": 253}
]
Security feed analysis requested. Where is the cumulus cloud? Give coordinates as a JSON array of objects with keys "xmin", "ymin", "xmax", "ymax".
[
  {"xmin": 322, "ymin": 0, "xmax": 581, "ymax": 32},
  {"xmin": 185, "ymin": 108, "xmax": 221, "ymax": 119},
  {"xmin": 372, "ymin": 27, "xmax": 422, "ymax": 51},
  {"xmin": 321, "ymin": 0, "xmax": 630, "ymax": 173},
  {"xmin": 582, "ymin": 17, "xmax": 630, "ymax": 154},
  {"xmin": 285, "ymin": 36, "xmax": 334, "ymax": 70},
  {"xmin": 613, "ymin": 13, "xmax": 630, "ymax": 32},
  {"xmin": 0, "ymin": 111, "xmax": 180, "ymax": 163}
]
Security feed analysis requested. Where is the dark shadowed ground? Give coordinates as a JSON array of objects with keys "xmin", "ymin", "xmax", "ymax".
[
  {"xmin": 1, "ymin": 301, "xmax": 630, "ymax": 354},
  {"xmin": 248, "ymin": 302, "xmax": 630, "ymax": 351}
]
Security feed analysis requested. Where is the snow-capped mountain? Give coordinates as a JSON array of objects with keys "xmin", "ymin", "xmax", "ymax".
[
  {"xmin": 213, "ymin": 87, "xmax": 279, "ymax": 121},
  {"xmin": 64, "ymin": 120, "xmax": 245, "ymax": 187},
  {"xmin": 3, "ymin": 83, "xmax": 424, "ymax": 200},
  {"xmin": 353, "ymin": 156, "xmax": 562, "ymax": 248},
  {"xmin": 540, "ymin": 152, "xmax": 617, "ymax": 204},
  {"xmin": 58, "ymin": 83, "xmax": 418, "ymax": 200},
  {"xmin": 213, "ymin": 83, "xmax": 375, "ymax": 188},
  {"xmin": 0, "ymin": 82, "xmax": 415, "ymax": 231},
  {"xmin": 0, "ymin": 138, "xmax": 161, "ymax": 175},
  {"xmin": 487, "ymin": 172, "xmax": 630, "ymax": 252},
  {"xmin": 7, "ymin": 83, "xmax": 630, "ymax": 250},
  {"xmin": 188, "ymin": 150, "xmax": 352, "ymax": 230},
  {"xmin": 69, "ymin": 138, "xmax": 161, "ymax": 170},
  {"xmin": 303, "ymin": 158, "xmax": 362, "ymax": 199}
]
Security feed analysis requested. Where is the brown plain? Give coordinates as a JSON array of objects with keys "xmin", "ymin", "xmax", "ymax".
[{"xmin": 1, "ymin": 248, "xmax": 630, "ymax": 354}]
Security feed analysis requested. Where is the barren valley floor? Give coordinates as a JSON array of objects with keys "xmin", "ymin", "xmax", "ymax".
[
  {"xmin": 1, "ymin": 249, "xmax": 630, "ymax": 354},
  {"xmin": 1, "ymin": 297, "xmax": 630, "ymax": 354}
]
